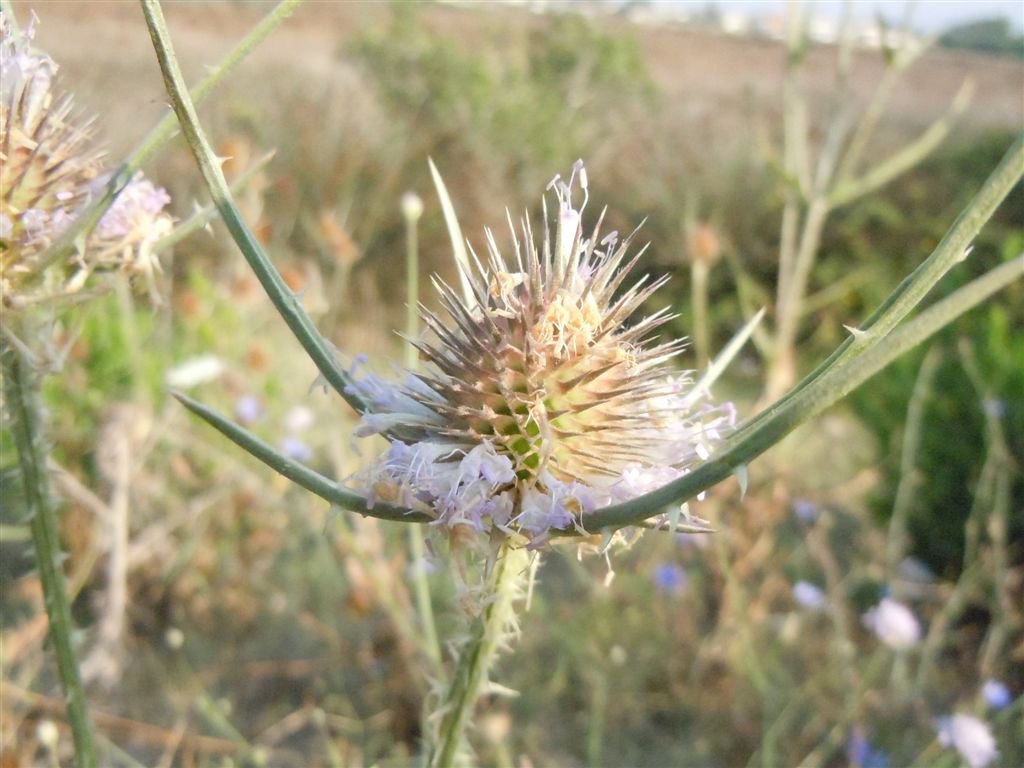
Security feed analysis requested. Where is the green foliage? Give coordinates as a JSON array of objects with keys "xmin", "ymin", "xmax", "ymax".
[
  {"xmin": 940, "ymin": 18, "xmax": 1024, "ymax": 59},
  {"xmin": 349, "ymin": 5, "xmax": 652, "ymax": 177}
]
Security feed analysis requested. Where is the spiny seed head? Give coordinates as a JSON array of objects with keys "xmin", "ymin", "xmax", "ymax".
[
  {"xmin": 351, "ymin": 161, "xmax": 734, "ymax": 544},
  {"xmin": 1, "ymin": 14, "xmax": 172, "ymax": 308}
]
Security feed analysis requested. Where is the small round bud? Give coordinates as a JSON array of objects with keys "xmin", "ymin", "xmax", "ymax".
[
  {"xmin": 689, "ymin": 223, "xmax": 722, "ymax": 267},
  {"xmin": 400, "ymin": 192, "xmax": 424, "ymax": 222},
  {"xmin": 165, "ymin": 627, "xmax": 185, "ymax": 650},
  {"xmin": 479, "ymin": 711, "xmax": 512, "ymax": 744},
  {"xmin": 610, "ymin": 645, "xmax": 627, "ymax": 666},
  {"xmin": 36, "ymin": 720, "xmax": 60, "ymax": 749}
]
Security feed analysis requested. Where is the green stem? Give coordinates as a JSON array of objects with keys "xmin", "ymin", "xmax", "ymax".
[
  {"xmin": 403, "ymin": 202, "xmax": 443, "ymax": 673},
  {"xmin": 34, "ymin": 0, "xmax": 304, "ymax": 276},
  {"xmin": 139, "ymin": 0, "xmax": 367, "ymax": 414},
  {"xmin": 583, "ymin": 253, "xmax": 1023, "ymax": 531},
  {"xmin": 153, "ymin": 150, "xmax": 276, "ymax": 254},
  {"xmin": 885, "ymin": 344, "xmax": 941, "ymax": 585},
  {"xmin": 171, "ymin": 390, "xmax": 432, "ymax": 523},
  {"xmin": 1, "ymin": 333, "xmax": 97, "ymax": 768},
  {"xmin": 428, "ymin": 545, "xmax": 528, "ymax": 767},
  {"xmin": 830, "ymin": 80, "xmax": 973, "ymax": 209},
  {"xmin": 691, "ymin": 261, "xmax": 710, "ymax": 369},
  {"xmin": 730, "ymin": 134, "xmax": 1023, "ymax": 450}
]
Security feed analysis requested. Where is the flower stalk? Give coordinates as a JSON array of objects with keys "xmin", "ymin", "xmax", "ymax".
[
  {"xmin": 1, "ymin": 328, "xmax": 97, "ymax": 768},
  {"xmin": 428, "ymin": 544, "xmax": 529, "ymax": 767},
  {"xmin": 402, "ymin": 192, "xmax": 443, "ymax": 672}
]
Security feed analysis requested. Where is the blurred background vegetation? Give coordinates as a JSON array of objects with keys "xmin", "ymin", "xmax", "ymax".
[{"xmin": 2, "ymin": 1, "xmax": 1022, "ymax": 766}]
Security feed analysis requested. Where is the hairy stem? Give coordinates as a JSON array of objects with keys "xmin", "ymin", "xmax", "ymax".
[
  {"xmin": 1, "ymin": 332, "xmax": 97, "ymax": 768},
  {"xmin": 428, "ymin": 545, "xmax": 528, "ymax": 767}
]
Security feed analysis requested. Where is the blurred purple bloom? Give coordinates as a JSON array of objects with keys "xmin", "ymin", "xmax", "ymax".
[
  {"xmin": 281, "ymin": 436, "xmax": 312, "ymax": 463},
  {"xmin": 846, "ymin": 729, "xmax": 889, "ymax": 768},
  {"xmin": 675, "ymin": 532, "xmax": 709, "ymax": 549},
  {"xmin": 792, "ymin": 580, "xmax": 826, "ymax": 611},
  {"xmin": 653, "ymin": 563, "xmax": 688, "ymax": 595},
  {"xmin": 407, "ymin": 556, "xmax": 439, "ymax": 580},
  {"xmin": 235, "ymin": 394, "xmax": 263, "ymax": 425},
  {"xmin": 792, "ymin": 498, "xmax": 820, "ymax": 523},
  {"xmin": 94, "ymin": 173, "xmax": 172, "ymax": 239},
  {"xmin": 982, "ymin": 679, "xmax": 1012, "ymax": 710}
]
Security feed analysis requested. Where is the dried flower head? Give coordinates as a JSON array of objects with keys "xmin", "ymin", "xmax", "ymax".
[
  {"xmin": 350, "ymin": 161, "xmax": 734, "ymax": 545},
  {"xmin": 1, "ymin": 14, "xmax": 172, "ymax": 308}
]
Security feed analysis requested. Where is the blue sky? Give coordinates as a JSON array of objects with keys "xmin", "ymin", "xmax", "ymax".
[{"xmin": 677, "ymin": 1, "xmax": 1024, "ymax": 32}]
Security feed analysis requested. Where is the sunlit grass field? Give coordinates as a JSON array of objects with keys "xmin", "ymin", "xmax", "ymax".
[{"xmin": 2, "ymin": 2, "xmax": 1022, "ymax": 766}]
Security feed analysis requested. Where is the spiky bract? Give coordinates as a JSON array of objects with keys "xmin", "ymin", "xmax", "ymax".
[{"xmin": 352, "ymin": 162, "xmax": 734, "ymax": 542}]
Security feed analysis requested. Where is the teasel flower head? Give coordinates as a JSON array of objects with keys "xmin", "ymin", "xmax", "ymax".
[
  {"xmin": 1, "ymin": 13, "xmax": 172, "ymax": 309},
  {"xmin": 351, "ymin": 161, "xmax": 735, "ymax": 546}
]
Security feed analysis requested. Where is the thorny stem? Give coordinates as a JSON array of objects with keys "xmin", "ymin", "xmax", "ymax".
[
  {"xmin": 730, "ymin": 134, "xmax": 1023, "ymax": 451},
  {"xmin": 584, "ymin": 252, "xmax": 1024, "ymax": 531},
  {"xmin": 172, "ymin": 390, "xmax": 433, "ymax": 522},
  {"xmin": 139, "ymin": 0, "xmax": 367, "ymax": 414},
  {"xmin": 428, "ymin": 545, "xmax": 528, "ymax": 767},
  {"xmin": 1, "ymin": 331, "xmax": 97, "ymax": 768},
  {"xmin": 764, "ymin": 0, "xmax": 969, "ymax": 400},
  {"xmin": 153, "ymin": 150, "xmax": 276, "ymax": 253}
]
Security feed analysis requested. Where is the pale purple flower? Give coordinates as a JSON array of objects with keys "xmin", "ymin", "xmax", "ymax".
[
  {"xmin": 676, "ymin": 532, "xmax": 710, "ymax": 549},
  {"xmin": 792, "ymin": 498, "xmax": 820, "ymax": 523},
  {"xmin": 94, "ymin": 173, "xmax": 172, "ymax": 240},
  {"xmin": 792, "ymin": 580, "xmax": 826, "ymax": 611},
  {"xmin": 235, "ymin": 395, "xmax": 263, "ymax": 425},
  {"xmin": 1, "ymin": 17, "xmax": 173, "ymax": 303},
  {"xmin": 281, "ymin": 436, "xmax": 312, "ymax": 463},
  {"xmin": 863, "ymin": 597, "xmax": 921, "ymax": 649},
  {"xmin": 652, "ymin": 563, "xmax": 688, "ymax": 595},
  {"xmin": 846, "ymin": 730, "xmax": 890, "ymax": 768},
  {"xmin": 982, "ymin": 679, "xmax": 1012, "ymax": 710},
  {"xmin": 936, "ymin": 714, "xmax": 999, "ymax": 768}
]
